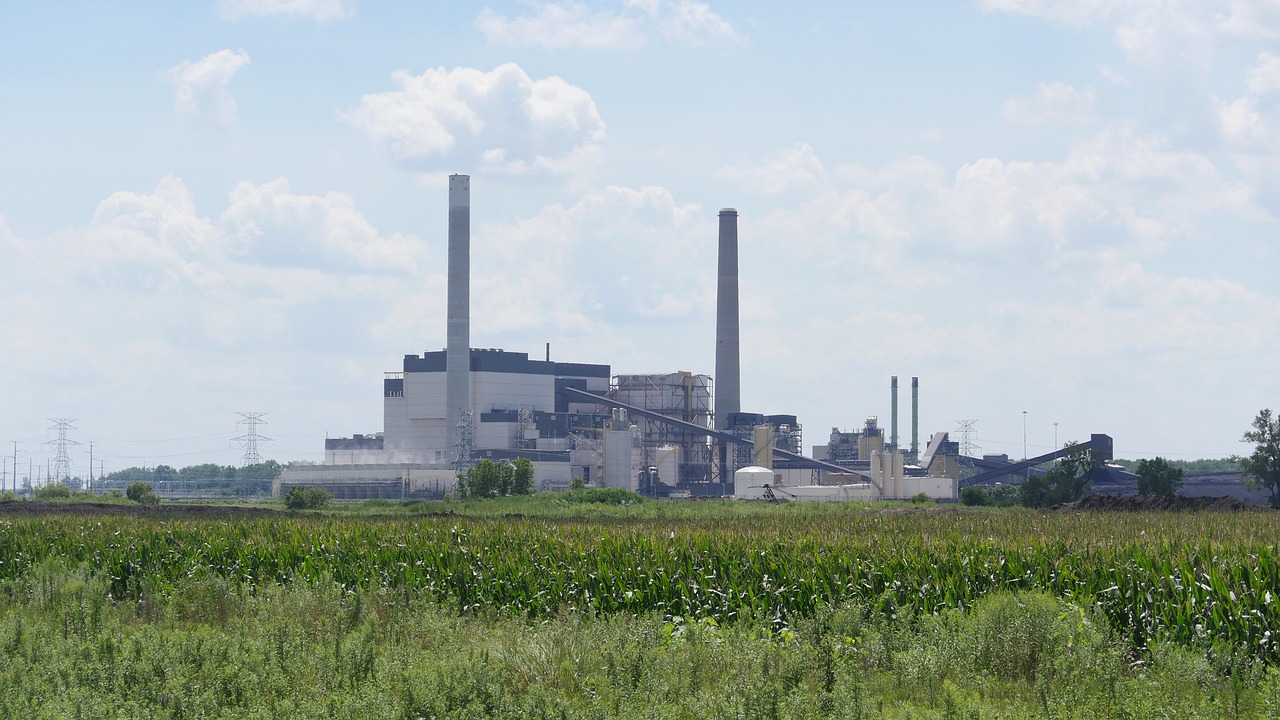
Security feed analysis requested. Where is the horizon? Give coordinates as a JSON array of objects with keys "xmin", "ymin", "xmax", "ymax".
[{"xmin": 2, "ymin": 1, "xmax": 1278, "ymax": 477}]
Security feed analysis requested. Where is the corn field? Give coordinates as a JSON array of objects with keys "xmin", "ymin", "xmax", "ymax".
[{"xmin": 1, "ymin": 508, "xmax": 1276, "ymax": 660}]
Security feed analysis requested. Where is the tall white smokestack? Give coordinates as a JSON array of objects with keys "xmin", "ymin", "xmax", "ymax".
[
  {"xmin": 446, "ymin": 174, "xmax": 471, "ymax": 456},
  {"xmin": 715, "ymin": 208, "xmax": 740, "ymax": 431}
]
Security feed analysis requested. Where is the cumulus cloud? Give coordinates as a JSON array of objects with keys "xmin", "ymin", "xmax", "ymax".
[
  {"xmin": 470, "ymin": 185, "xmax": 712, "ymax": 343},
  {"xmin": 715, "ymin": 143, "xmax": 829, "ymax": 195},
  {"xmin": 216, "ymin": 0, "xmax": 354, "ymax": 21},
  {"xmin": 1247, "ymin": 51, "xmax": 1280, "ymax": 95},
  {"xmin": 982, "ymin": 0, "xmax": 1280, "ymax": 66},
  {"xmin": 475, "ymin": 0, "xmax": 746, "ymax": 49},
  {"xmin": 1002, "ymin": 82, "xmax": 1098, "ymax": 124},
  {"xmin": 475, "ymin": 2, "xmax": 646, "ymax": 49},
  {"xmin": 163, "ymin": 49, "xmax": 251, "ymax": 126},
  {"xmin": 340, "ymin": 63, "xmax": 606, "ymax": 176}
]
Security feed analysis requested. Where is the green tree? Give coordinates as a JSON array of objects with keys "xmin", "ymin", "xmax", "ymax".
[
  {"xmin": 1020, "ymin": 442, "xmax": 1097, "ymax": 508},
  {"xmin": 33, "ymin": 483, "xmax": 71, "ymax": 501},
  {"xmin": 126, "ymin": 482, "xmax": 160, "ymax": 505},
  {"xmin": 511, "ymin": 458, "xmax": 535, "ymax": 495},
  {"xmin": 1234, "ymin": 408, "xmax": 1280, "ymax": 508},
  {"xmin": 283, "ymin": 486, "xmax": 331, "ymax": 510},
  {"xmin": 961, "ymin": 486, "xmax": 993, "ymax": 506},
  {"xmin": 456, "ymin": 459, "xmax": 514, "ymax": 499},
  {"xmin": 1135, "ymin": 456, "xmax": 1184, "ymax": 496}
]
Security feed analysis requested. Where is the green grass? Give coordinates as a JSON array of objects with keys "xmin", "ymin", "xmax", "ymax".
[
  {"xmin": 3, "ymin": 563, "xmax": 1279, "ymax": 718},
  {"xmin": 1, "ymin": 502, "xmax": 1278, "ymax": 716}
]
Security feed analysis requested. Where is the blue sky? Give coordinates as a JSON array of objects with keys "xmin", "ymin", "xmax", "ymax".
[{"xmin": 2, "ymin": 0, "xmax": 1278, "ymax": 477}]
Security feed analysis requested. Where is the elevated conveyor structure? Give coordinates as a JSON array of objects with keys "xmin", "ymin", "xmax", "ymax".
[
  {"xmin": 962, "ymin": 434, "xmax": 1113, "ymax": 487},
  {"xmin": 560, "ymin": 386, "xmax": 851, "ymax": 475}
]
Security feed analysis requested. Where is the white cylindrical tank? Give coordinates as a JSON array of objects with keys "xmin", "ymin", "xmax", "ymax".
[
  {"xmin": 892, "ymin": 451, "xmax": 905, "ymax": 498},
  {"xmin": 870, "ymin": 451, "xmax": 884, "ymax": 499},
  {"xmin": 734, "ymin": 466, "xmax": 774, "ymax": 500},
  {"xmin": 603, "ymin": 429, "xmax": 636, "ymax": 490},
  {"xmin": 654, "ymin": 445, "xmax": 679, "ymax": 490}
]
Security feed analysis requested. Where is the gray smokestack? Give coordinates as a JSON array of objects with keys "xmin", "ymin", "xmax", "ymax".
[
  {"xmin": 890, "ymin": 376, "xmax": 899, "ymax": 451},
  {"xmin": 911, "ymin": 376, "xmax": 919, "ymax": 461},
  {"xmin": 715, "ymin": 208, "xmax": 740, "ymax": 431},
  {"xmin": 446, "ymin": 175, "xmax": 471, "ymax": 455}
]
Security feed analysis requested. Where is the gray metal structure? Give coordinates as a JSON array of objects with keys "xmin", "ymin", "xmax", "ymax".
[
  {"xmin": 562, "ymin": 386, "xmax": 850, "ymax": 475},
  {"xmin": 962, "ymin": 433, "xmax": 1113, "ymax": 487},
  {"xmin": 446, "ymin": 174, "xmax": 471, "ymax": 464}
]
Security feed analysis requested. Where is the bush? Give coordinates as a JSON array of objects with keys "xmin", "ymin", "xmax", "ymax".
[
  {"xmin": 284, "ymin": 486, "xmax": 331, "ymax": 510},
  {"xmin": 910, "ymin": 492, "xmax": 931, "ymax": 505},
  {"xmin": 960, "ymin": 486, "xmax": 993, "ymax": 506},
  {"xmin": 126, "ymin": 482, "xmax": 160, "ymax": 505},
  {"xmin": 34, "ymin": 483, "xmax": 72, "ymax": 501},
  {"xmin": 562, "ymin": 487, "xmax": 645, "ymax": 505}
]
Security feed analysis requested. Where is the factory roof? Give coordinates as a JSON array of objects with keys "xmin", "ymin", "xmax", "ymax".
[{"xmin": 402, "ymin": 348, "xmax": 610, "ymax": 378}]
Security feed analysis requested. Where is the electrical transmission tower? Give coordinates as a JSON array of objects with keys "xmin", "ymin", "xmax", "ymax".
[
  {"xmin": 452, "ymin": 408, "xmax": 476, "ymax": 475},
  {"xmin": 954, "ymin": 419, "xmax": 980, "ymax": 458},
  {"xmin": 232, "ymin": 412, "xmax": 272, "ymax": 467},
  {"xmin": 44, "ymin": 418, "xmax": 81, "ymax": 484}
]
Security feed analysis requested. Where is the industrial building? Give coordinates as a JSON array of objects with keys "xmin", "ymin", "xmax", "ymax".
[{"xmin": 278, "ymin": 175, "xmax": 964, "ymax": 502}]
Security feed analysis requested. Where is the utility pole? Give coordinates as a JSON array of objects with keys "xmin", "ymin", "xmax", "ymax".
[
  {"xmin": 1022, "ymin": 410, "xmax": 1029, "ymax": 482},
  {"xmin": 1052, "ymin": 422, "xmax": 1059, "ymax": 467},
  {"xmin": 88, "ymin": 441, "xmax": 94, "ymax": 493}
]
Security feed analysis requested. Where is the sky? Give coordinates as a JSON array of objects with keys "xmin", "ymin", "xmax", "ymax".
[{"xmin": 2, "ymin": 0, "xmax": 1279, "ymax": 480}]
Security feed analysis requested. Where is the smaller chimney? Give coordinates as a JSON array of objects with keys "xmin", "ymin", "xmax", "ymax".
[
  {"xmin": 911, "ymin": 376, "xmax": 920, "ymax": 462},
  {"xmin": 890, "ymin": 376, "xmax": 899, "ymax": 451}
]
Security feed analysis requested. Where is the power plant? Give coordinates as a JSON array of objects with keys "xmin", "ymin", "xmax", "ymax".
[{"xmin": 279, "ymin": 175, "xmax": 1114, "ymax": 501}]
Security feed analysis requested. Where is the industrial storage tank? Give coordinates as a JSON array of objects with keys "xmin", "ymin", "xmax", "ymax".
[{"xmin": 734, "ymin": 466, "xmax": 777, "ymax": 500}]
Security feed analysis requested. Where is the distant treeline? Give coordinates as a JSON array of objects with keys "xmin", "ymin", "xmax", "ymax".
[
  {"xmin": 1111, "ymin": 458, "xmax": 1240, "ymax": 474},
  {"xmin": 101, "ymin": 461, "xmax": 282, "ymax": 494}
]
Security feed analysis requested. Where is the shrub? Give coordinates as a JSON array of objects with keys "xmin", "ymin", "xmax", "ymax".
[
  {"xmin": 34, "ymin": 483, "xmax": 72, "ymax": 500},
  {"xmin": 126, "ymin": 482, "xmax": 160, "ymax": 505},
  {"xmin": 910, "ymin": 492, "xmax": 931, "ymax": 505},
  {"xmin": 562, "ymin": 487, "xmax": 645, "ymax": 505},
  {"xmin": 284, "ymin": 486, "xmax": 332, "ymax": 510},
  {"xmin": 960, "ymin": 486, "xmax": 992, "ymax": 506},
  {"xmin": 966, "ymin": 591, "xmax": 1071, "ymax": 682}
]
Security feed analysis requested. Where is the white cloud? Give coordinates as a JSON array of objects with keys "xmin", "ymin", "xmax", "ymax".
[
  {"xmin": 1247, "ymin": 52, "xmax": 1280, "ymax": 95},
  {"xmin": 163, "ymin": 49, "xmax": 251, "ymax": 126},
  {"xmin": 983, "ymin": 0, "xmax": 1280, "ymax": 66},
  {"xmin": 736, "ymin": 122, "xmax": 1251, "ymax": 275},
  {"xmin": 475, "ymin": 3, "xmax": 646, "ymax": 49},
  {"xmin": 1002, "ymin": 82, "xmax": 1098, "ymax": 124},
  {"xmin": 475, "ymin": 0, "xmax": 746, "ymax": 49},
  {"xmin": 216, "ymin": 0, "xmax": 354, "ymax": 21},
  {"xmin": 1216, "ymin": 96, "xmax": 1270, "ymax": 147},
  {"xmin": 340, "ymin": 63, "xmax": 606, "ymax": 177},
  {"xmin": 1097, "ymin": 63, "xmax": 1130, "ymax": 85},
  {"xmin": 650, "ymin": 0, "xmax": 745, "ymax": 45},
  {"xmin": 715, "ymin": 143, "xmax": 829, "ymax": 195}
]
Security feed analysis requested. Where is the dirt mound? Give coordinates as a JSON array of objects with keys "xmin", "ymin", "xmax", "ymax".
[
  {"xmin": 0, "ymin": 501, "xmax": 284, "ymax": 518},
  {"xmin": 1057, "ymin": 493, "xmax": 1256, "ymax": 512}
]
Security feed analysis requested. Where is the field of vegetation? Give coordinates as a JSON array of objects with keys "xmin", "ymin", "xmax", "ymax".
[{"xmin": 2, "ymin": 497, "xmax": 1279, "ymax": 717}]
